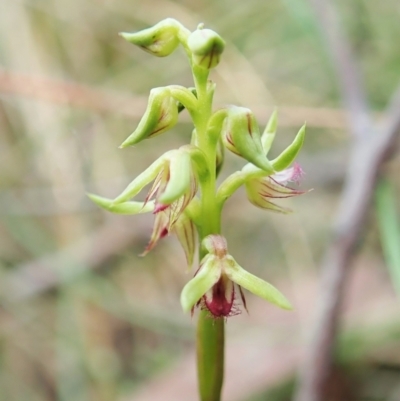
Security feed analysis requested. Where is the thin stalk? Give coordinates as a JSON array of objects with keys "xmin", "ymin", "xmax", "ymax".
[
  {"xmin": 192, "ymin": 63, "xmax": 225, "ymax": 401},
  {"xmin": 197, "ymin": 310, "xmax": 225, "ymax": 401}
]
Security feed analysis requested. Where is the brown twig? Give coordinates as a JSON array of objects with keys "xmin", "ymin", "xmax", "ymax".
[{"xmin": 294, "ymin": 1, "xmax": 400, "ymax": 400}]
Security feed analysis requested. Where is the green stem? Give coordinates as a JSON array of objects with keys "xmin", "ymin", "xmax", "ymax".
[
  {"xmin": 197, "ymin": 311, "xmax": 225, "ymax": 401},
  {"xmin": 192, "ymin": 63, "xmax": 225, "ymax": 401}
]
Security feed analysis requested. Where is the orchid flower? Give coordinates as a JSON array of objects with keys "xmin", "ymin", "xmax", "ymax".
[
  {"xmin": 181, "ymin": 235, "xmax": 292, "ymax": 318},
  {"xmin": 89, "ymin": 147, "xmax": 199, "ymax": 266},
  {"xmin": 245, "ymin": 162, "xmax": 306, "ymax": 213}
]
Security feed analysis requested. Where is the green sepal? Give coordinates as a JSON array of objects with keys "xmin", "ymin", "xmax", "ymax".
[
  {"xmin": 120, "ymin": 87, "xmax": 178, "ymax": 148},
  {"xmin": 113, "ymin": 153, "xmax": 169, "ymax": 204},
  {"xmin": 187, "ymin": 27, "xmax": 225, "ymax": 69},
  {"xmin": 224, "ymin": 257, "xmax": 292, "ymax": 310},
  {"xmin": 158, "ymin": 150, "xmax": 191, "ymax": 205},
  {"xmin": 222, "ymin": 107, "xmax": 274, "ymax": 173},
  {"xmin": 87, "ymin": 194, "xmax": 154, "ymax": 214},
  {"xmin": 271, "ymin": 124, "xmax": 306, "ymax": 172},
  {"xmin": 180, "ymin": 255, "xmax": 221, "ymax": 312},
  {"xmin": 120, "ymin": 18, "xmax": 183, "ymax": 57},
  {"xmin": 262, "ymin": 109, "xmax": 278, "ymax": 155}
]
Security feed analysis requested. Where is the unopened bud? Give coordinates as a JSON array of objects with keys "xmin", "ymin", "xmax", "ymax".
[
  {"xmin": 120, "ymin": 18, "xmax": 182, "ymax": 57},
  {"xmin": 221, "ymin": 107, "xmax": 273, "ymax": 173},
  {"xmin": 187, "ymin": 26, "xmax": 225, "ymax": 69},
  {"xmin": 120, "ymin": 87, "xmax": 178, "ymax": 148}
]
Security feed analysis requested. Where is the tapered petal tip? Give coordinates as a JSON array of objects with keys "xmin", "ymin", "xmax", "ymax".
[{"xmin": 119, "ymin": 32, "xmax": 129, "ymax": 40}]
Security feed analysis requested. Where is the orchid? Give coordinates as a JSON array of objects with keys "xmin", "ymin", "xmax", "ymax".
[{"xmin": 89, "ymin": 18, "xmax": 308, "ymax": 401}]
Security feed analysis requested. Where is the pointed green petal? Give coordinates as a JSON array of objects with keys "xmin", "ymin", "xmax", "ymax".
[
  {"xmin": 180, "ymin": 256, "xmax": 221, "ymax": 312},
  {"xmin": 113, "ymin": 155, "xmax": 168, "ymax": 204},
  {"xmin": 271, "ymin": 124, "xmax": 306, "ymax": 172},
  {"xmin": 225, "ymin": 257, "xmax": 292, "ymax": 310},
  {"xmin": 261, "ymin": 109, "xmax": 278, "ymax": 155},
  {"xmin": 88, "ymin": 194, "xmax": 153, "ymax": 214}
]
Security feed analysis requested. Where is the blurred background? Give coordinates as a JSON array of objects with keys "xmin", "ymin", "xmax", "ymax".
[{"xmin": 1, "ymin": 0, "xmax": 400, "ymax": 400}]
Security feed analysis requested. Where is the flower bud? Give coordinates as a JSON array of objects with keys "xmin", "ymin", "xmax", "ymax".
[
  {"xmin": 120, "ymin": 87, "xmax": 179, "ymax": 148},
  {"xmin": 187, "ymin": 25, "xmax": 225, "ymax": 69},
  {"xmin": 221, "ymin": 107, "xmax": 273, "ymax": 173},
  {"xmin": 120, "ymin": 18, "xmax": 182, "ymax": 57}
]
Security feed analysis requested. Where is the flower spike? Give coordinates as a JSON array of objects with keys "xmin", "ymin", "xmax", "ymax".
[{"xmin": 90, "ymin": 19, "xmax": 308, "ymax": 333}]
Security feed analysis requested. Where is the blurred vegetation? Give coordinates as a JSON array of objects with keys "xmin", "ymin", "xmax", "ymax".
[{"xmin": 1, "ymin": 0, "xmax": 400, "ymax": 400}]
